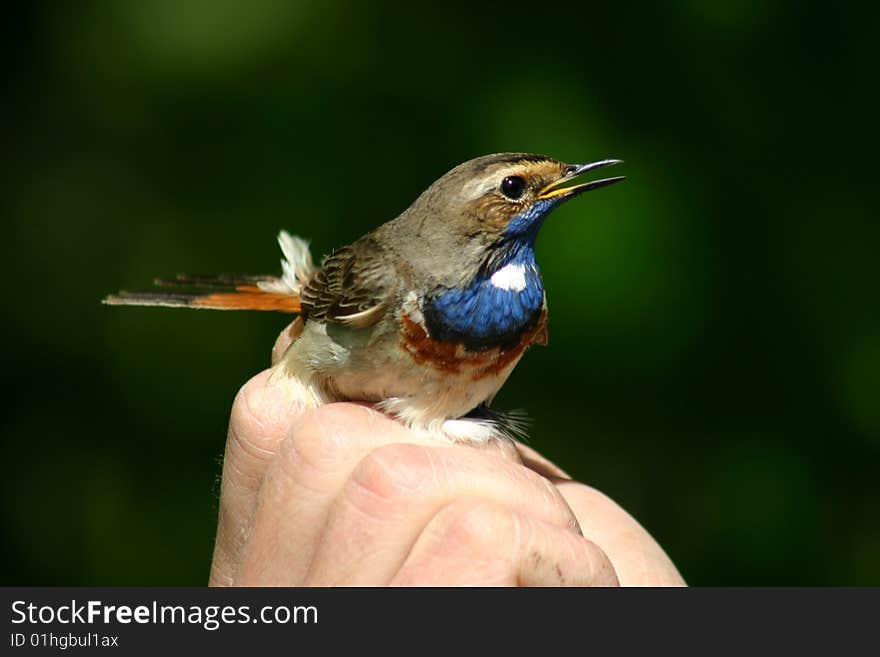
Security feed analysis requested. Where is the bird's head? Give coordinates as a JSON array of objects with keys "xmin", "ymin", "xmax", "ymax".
[
  {"xmin": 379, "ymin": 154, "xmax": 625, "ymax": 348},
  {"xmin": 454, "ymin": 153, "xmax": 624, "ymax": 240},
  {"xmin": 393, "ymin": 154, "xmax": 624, "ymax": 275}
]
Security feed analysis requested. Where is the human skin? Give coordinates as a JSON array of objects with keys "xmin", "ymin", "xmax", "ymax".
[{"xmin": 208, "ymin": 325, "xmax": 685, "ymax": 586}]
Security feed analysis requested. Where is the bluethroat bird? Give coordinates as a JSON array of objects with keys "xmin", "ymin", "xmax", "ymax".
[{"xmin": 104, "ymin": 154, "xmax": 624, "ymax": 442}]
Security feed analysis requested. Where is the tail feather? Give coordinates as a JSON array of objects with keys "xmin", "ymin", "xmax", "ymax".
[
  {"xmin": 103, "ymin": 283, "xmax": 301, "ymax": 313},
  {"xmin": 152, "ymin": 273, "xmax": 274, "ymax": 289},
  {"xmin": 102, "ymin": 231, "xmax": 313, "ymax": 314}
]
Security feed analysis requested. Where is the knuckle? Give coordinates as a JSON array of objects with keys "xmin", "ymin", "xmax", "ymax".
[
  {"xmin": 430, "ymin": 499, "xmax": 517, "ymax": 552},
  {"xmin": 228, "ymin": 371, "xmax": 307, "ymax": 460},
  {"xmin": 348, "ymin": 443, "xmax": 435, "ymax": 504},
  {"xmin": 280, "ymin": 404, "xmax": 357, "ymax": 476},
  {"xmin": 278, "ymin": 418, "xmax": 325, "ymax": 479},
  {"xmin": 228, "ymin": 373, "xmax": 282, "ymax": 458}
]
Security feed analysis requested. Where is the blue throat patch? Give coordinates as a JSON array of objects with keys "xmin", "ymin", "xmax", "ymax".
[{"xmin": 423, "ymin": 200, "xmax": 555, "ymax": 351}]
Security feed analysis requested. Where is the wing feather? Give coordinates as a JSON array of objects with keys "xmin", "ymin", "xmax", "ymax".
[{"xmin": 299, "ymin": 239, "xmax": 390, "ymax": 326}]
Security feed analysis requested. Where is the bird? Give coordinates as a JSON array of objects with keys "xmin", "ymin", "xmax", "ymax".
[{"xmin": 104, "ymin": 153, "xmax": 624, "ymax": 443}]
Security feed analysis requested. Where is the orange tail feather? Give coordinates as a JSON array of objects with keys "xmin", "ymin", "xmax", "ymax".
[{"xmin": 103, "ymin": 278, "xmax": 301, "ymax": 313}]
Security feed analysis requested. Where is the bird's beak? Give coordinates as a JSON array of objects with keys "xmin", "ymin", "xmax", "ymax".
[{"xmin": 536, "ymin": 159, "xmax": 625, "ymax": 201}]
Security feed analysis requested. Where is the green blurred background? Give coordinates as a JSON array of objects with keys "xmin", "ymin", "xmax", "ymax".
[{"xmin": 4, "ymin": 1, "xmax": 878, "ymax": 585}]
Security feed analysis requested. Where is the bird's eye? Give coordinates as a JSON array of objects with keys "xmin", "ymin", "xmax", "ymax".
[{"xmin": 500, "ymin": 176, "xmax": 526, "ymax": 200}]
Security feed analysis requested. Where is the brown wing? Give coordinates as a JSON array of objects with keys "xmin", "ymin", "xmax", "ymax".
[{"xmin": 299, "ymin": 240, "xmax": 390, "ymax": 327}]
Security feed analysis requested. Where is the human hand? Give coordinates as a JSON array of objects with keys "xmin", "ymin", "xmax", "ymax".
[{"xmin": 208, "ymin": 326, "xmax": 684, "ymax": 587}]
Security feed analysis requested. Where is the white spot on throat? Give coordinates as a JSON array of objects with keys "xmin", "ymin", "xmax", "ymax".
[{"xmin": 490, "ymin": 263, "xmax": 527, "ymax": 292}]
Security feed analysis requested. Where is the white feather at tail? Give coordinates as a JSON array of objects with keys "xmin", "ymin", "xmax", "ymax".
[{"xmin": 257, "ymin": 231, "xmax": 316, "ymax": 295}]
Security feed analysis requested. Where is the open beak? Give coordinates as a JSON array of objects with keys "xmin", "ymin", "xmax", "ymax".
[{"xmin": 536, "ymin": 159, "xmax": 625, "ymax": 201}]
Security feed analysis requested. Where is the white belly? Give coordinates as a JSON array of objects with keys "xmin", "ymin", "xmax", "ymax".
[{"xmin": 271, "ymin": 319, "xmax": 523, "ymax": 443}]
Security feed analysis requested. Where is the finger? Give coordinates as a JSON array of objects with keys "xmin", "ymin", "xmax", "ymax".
[
  {"xmin": 234, "ymin": 403, "xmax": 431, "ymax": 584},
  {"xmin": 392, "ymin": 499, "xmax": 619, "ymax": 586},
  {"xmin": 209, "ymin": 369, "xmax": 307, "ymax": 586},
  {"xmin": 555, "ymin": 481, "xmax": 686, "ymax": 586},
  {"xmin": 303, "ymin": 442, "xmax": 582, "ymax": 585},
  {"xmin": 234, "ymin": 403, "xmax": 523, "ymax": 584}
]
